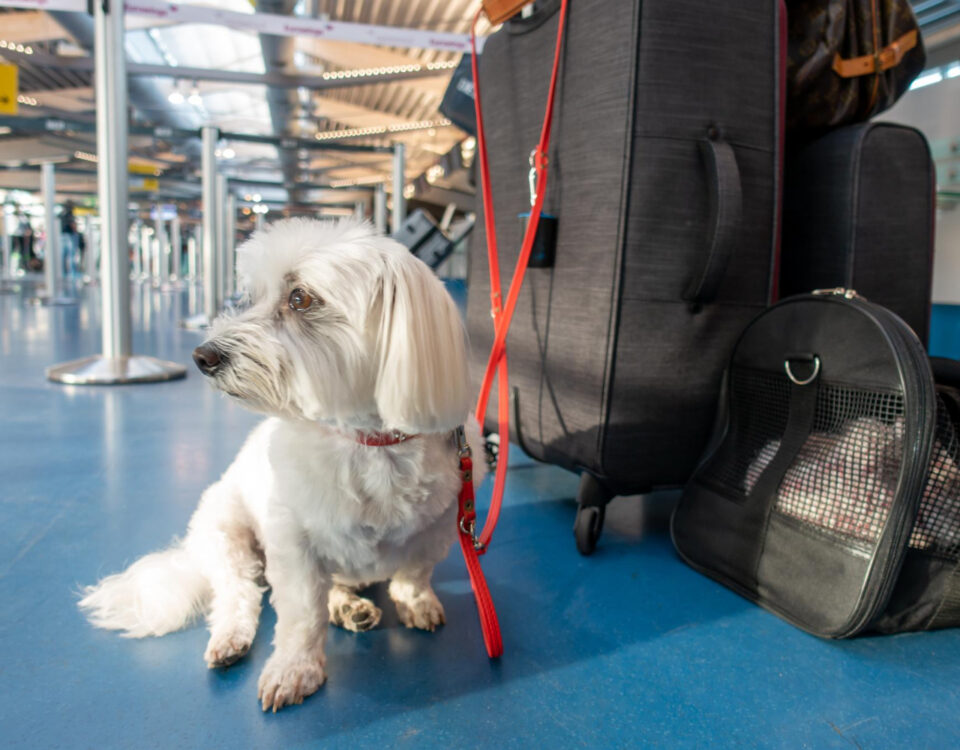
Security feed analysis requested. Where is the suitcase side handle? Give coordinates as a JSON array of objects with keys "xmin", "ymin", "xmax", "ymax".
[{"xmin": 683, "ymin": 132, "xmax": 743, "ymax": 307}]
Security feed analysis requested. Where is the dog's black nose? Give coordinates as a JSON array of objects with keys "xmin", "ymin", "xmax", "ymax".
[{"xmin": 193, "ymin": 343, "xmax": 224, "ymax": 376}]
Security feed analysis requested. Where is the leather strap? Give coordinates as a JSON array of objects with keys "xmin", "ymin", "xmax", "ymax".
[
  {"xmin": 460, "ymin": 0, "xmax": 569, "ymax": 659},
  {"xmin": 683, "ymin": 134, "xmax": 742, "ymax": 306},
  {"xmin": 831, "ymin": 29, "xmax": 918, "ymax": 78},
  {"xmin": 457, "ymin": 452, "xmax": 503, "ymax": 656}
]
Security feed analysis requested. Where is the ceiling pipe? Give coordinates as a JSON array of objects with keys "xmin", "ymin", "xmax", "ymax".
[{"xmin": 255, "ymin": 0, "xmax": 305, "ymax": 204}]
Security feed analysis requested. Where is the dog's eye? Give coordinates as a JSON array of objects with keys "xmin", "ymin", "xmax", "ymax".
[{"xmin": 288, "ymin": 288, "xmax": 314, "ymax": 311}]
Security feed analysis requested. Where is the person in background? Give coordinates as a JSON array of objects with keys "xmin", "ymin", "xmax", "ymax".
[
  {"xmin": 61, "ymin": 202, "xmax": 79, "ymax": 276},
  {"xmin": 14, "ymin": 214, "xmax": 39, "ymax": 272}
]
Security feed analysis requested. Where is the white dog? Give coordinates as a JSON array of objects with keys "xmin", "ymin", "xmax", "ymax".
[{"xmin": 79, "ymin": 218, "xmax": 484, "ymax": 711}]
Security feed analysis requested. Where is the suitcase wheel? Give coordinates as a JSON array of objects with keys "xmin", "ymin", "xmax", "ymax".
[
  {"xmin": 574, "ymin": 505, "xmax": 605, "ymax": 556},
  {"xmin": 574, "ymin": 473, "xmax": 610, "ymax": 556}
]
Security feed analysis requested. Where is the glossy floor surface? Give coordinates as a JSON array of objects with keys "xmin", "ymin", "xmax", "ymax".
[{"xmin": 3, "ymin": 278, "xmax": 960, "ymax": 749}]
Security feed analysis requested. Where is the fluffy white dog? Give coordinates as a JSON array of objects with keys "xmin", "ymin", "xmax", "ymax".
[{"xmin": 79, "ymin": 218, "xmax": 484, "ymax": 711}]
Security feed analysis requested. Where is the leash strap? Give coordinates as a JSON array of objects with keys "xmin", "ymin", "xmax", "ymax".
[{"xmin": 457, "ymin": 0, "xmax": 569, "ymax": 659}]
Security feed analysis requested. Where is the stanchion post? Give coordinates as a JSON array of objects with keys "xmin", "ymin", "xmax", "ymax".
[
  {"xmin": 130, "ymin": 218, "xmax": 140, "ymax": 279},
  {"xmin": 391, "ymin": 143, "xmax": 406, "ymax": 234},
  {"xmin": 42, "ymin": 162, "xmax": 59, "ymax": 294},
  {"xmin": 0, "ymin": 204, "xmax": 14, "ymax": 292},
  {"xmin": 202, "ymin": 126, "xmax": 220, "ymax": 321},
  {"xmin": 225, "ymin": 191, "xmax": 236, "ymax": 299},
  {"xmin": 46, "ymin": 0, "xmax": 185, "ymax": 384},
  {"xmin": 170, "ymin": 213, "xmax": 182, "ymax": 278},
  {"xmin": 375, "ymin": 184, "xmax": 387, "ymax": 235},
  {"xmin": 187, "ymin": 232, "xmax": 198, "ymax": 281},
  {"xmin": 156, "ymin": 210, "xmax": 169, "ymax": 287},
  {"xmin": 1, "ymin": 205, "xmax": 9, "ymax": 275},
  {"xmin": 30, "ymin": 163, "xmax": 76, "ymax": 305},
  {"xmin": 84, "ymin": 217, "xmax": 97, "ymax": 282},
  {"xmin": 216, "ymin": 173, "xmax": 228, "ymax": 307}
]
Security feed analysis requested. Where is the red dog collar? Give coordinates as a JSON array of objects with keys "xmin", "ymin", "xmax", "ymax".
[{"xmin": 353, "ymin": 430, "xmax": 418, "ymax": 447}]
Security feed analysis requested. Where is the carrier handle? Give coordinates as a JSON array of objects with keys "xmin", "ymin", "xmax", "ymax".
[{"xmin": 683, "ymin": 131, "xmax": 743, "ymax": 307}]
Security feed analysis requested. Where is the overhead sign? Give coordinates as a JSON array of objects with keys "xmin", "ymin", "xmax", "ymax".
[
  {"xmin": 130, "ymin": 176, "xmax": 160, "ymax": 192},
  {"xmin": 128, "ymin": 162, "xmax": 160, "ymax": 176},
  {"xmin": 0, "ymin": 64, "xmax": 17, "ymax": 116},
  {"xmin": 0, "ymin": 0, "xmax": 487, "ymax": 52}
]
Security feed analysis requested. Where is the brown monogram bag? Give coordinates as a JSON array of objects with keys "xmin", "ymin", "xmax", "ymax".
[{"xmin": 787, "ymin": 0, "xmax": 926, "ymax": 135}]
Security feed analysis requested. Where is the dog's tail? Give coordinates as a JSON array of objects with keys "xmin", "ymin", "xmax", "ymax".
[{"xmin": 78, "ymin": 540, "xmax": 210, "ymax": 638}]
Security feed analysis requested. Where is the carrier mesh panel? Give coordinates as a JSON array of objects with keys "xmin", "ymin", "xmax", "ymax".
[
  {"xmin": 701, "ymin": 372, "xmax": 960, "ymax": 553},
  {"xmin": 909, "ymin": 394, "xmax": 960, "ymax": 556},
  {"xmin": 700, "ymin": 368, "xmax": 791, "ymax": 494},
  {"xmin": 748, "ymin": 384, "xmax": 905, "ymax": 548}
]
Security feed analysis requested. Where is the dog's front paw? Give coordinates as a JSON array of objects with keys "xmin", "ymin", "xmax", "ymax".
[
  {"xmin": 390, "ymin": 582, "xmax": 446, "ymax": 632},
  {"xmin": 329, "ymin": 594, "xmax": 382, "ymax": 633},
  {"xmin": 257, "ymin": 652, "xmax": 326, "ymax": 712},
  {"xmin": 205, "ymin": 627, "xmax": 254, "ymax": 668}
]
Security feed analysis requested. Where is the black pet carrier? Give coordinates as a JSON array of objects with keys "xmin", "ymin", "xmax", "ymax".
[{"xmin": 672, "ymin": 290, "xmax": 960, "ymax": 637}]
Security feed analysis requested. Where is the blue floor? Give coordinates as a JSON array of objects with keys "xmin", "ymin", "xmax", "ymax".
[
  {"xmin": 4, "ymin": 279, "xmax": 960, "ymax": 749},
  {"xmin": 931, "ymin": 303, "xmax": 960, "ymax": 360}
]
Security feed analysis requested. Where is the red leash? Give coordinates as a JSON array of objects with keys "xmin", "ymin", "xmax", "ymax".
[{"xmin": 457, "ymin": 0, "xmax": 569, "ymax": 659}]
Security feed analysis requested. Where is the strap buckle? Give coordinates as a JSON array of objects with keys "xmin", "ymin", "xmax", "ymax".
[{"xmin": 455, "ymin": 425, "xmax": 472, "ymax": 458}]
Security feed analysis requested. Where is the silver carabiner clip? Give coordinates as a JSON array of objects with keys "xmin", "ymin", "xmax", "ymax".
[{"xmin": 528, "ymin": 149, "xmax": 538, "ymax": 207}]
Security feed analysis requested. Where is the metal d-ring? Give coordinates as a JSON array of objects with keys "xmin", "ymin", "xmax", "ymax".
[{"xmin": 785, "ymin": 355, "xmax": 821, "ymax": 386}]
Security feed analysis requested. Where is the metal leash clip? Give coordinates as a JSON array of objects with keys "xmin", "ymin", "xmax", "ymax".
[
  {"xmin": 528, "ymin": 149, "xmax": 538, "ymax": 207},
  {"xmin": 455, "ymin": 425, "xmax": 472, "ymax": 458}
]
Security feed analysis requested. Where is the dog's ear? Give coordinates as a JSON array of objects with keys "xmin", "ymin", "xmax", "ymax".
[{"xmin": 374, "ymin": 252, "xmax": 469, "ymax": 433}]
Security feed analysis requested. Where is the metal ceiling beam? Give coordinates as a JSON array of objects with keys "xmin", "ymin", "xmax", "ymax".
[
  {"xmin": 0, "ymin": 47, "xmax": 451, "ymax": 92},
  {"xmin": 0, "ymin": 11, "xmax": 74, "ymax": 44},
  {"xmin": 48, "ymin": 10, "xmax": 203, "ymax": 137},
  {"xmin": 0, "ymin": 116, "xmax": 394, "ymax": 153}
]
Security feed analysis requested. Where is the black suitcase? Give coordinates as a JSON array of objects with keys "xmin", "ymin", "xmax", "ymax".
[
  {"xmin": 466, "ymin": 0, "xmax": 785, "ymax": 552},
  {"xmin": 780, "ymin": 122, "xmax": 935, "ymax": 343}
]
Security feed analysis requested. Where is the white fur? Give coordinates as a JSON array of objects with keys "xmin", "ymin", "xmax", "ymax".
[{"xmin": 79, "ymin": 218, "xmax": 485, "ymax": 712}]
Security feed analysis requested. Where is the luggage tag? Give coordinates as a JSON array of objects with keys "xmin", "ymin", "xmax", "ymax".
[{"xmin": 518, "ymin": 149, "xmax": 557, "ymax": 268}]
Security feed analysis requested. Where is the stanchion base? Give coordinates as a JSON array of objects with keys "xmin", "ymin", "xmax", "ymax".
[
  {"xmin": 180, "ymin": 313, "xmax": 211, "ymax": 330},
  {"xmin": 46, "ymin": 354, "xmax": 188, "ymax": 384},
  {"xmin": 160, "ymin": 281, "xmax": 186, "ymax": 293},
  {"xmin": 27, "ymin": 294, "xmax": 80, "ymax": 306}
]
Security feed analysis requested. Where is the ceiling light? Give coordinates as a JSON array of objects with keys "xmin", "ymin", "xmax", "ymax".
[
  {"xmin": 910, "ymin": 71, "xmax": 943, "ymax": 90},
  {"xmin": 187, "ymin": 85, "xmax": 203, "ymax": 107},
  {"xmin": 947, "ymin": 64, "xmax": 960, "ymax": 79},
  {"xmin": 221, "ymin": 147, "xmax": 236, "ymax": 159},
  {"xmin": 167, "ymin": 90, "xmax": 184, "ymax": 105}
]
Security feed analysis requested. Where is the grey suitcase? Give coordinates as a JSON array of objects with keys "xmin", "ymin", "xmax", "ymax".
[
  {"xmin": 780, "ymin": 122, "xmax": 935, "ymax": 344},
  {"xmin": 466, "ymin": 0, "xmax": 785, "ymax": 553}
]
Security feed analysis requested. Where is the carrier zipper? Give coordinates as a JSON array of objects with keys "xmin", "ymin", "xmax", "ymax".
[
  {"xmin": 811, "ymin": 287, "xmax": 861, "ymax": 300},
  {"xmin": 828, "ymin": 295, "xmax": 935, "ymax": 636}
]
